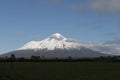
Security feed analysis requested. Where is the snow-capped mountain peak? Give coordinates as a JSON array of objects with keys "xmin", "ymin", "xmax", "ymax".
[
  {"xmin": 49, "ymin": 33, "xmax": 67, "ymax": 40},
  {"xmin": 18, "ymin": 33, "xmax": 80, "ymax": 50},
  {"xmin": 3, "ymin": 33, "xmax": 111, "ymax": 58}
]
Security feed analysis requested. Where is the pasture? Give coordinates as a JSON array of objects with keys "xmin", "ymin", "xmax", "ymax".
[{"xmin": 0, "ymin": 62, "xmax": 120, "ymax": 80}]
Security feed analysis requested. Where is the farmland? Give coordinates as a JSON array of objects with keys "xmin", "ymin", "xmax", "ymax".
[{"xmin": 0, "ymin": 62, "xmax": 120, "ymax": 80}]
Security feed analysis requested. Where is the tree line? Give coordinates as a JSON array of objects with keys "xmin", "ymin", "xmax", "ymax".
[{"xmin": 0, "ymin": 54, "xmax": 120, "ymax": 62}]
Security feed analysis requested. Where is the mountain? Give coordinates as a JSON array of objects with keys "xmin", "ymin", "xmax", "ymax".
[
  {"xmin": 18, "ymin": 33, "xmax": 80, "ymax": 50},
  {"xmin": 1, "ymin": 33, "xmax": 108, "ymax": 58}
]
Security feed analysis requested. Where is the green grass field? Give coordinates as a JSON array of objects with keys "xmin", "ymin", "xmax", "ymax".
[{"xmin": 0, "ymin": 62, "xmax": 120, "ymax": 80}]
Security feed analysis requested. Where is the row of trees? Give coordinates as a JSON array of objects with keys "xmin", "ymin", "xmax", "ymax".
[{"xmin": 1, "ymin": 54, "xmax": 120, "ymax": 62}]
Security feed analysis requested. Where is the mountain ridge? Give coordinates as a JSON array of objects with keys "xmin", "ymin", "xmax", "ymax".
[
  {"xmin": 1, "ymin": 33, "xmax": 109, "ymax": 58},
  {"xmin": 18, "ymin": 33, "xmax": 81, "ymax": 50}
]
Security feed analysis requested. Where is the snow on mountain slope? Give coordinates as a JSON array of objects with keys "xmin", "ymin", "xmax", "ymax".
[
  {"xmin": 17, "ymin": 33, "xmax": 120, "ymax": 55},
  {"xmin": 18, "ymin": 33, "xmax": 81, "ymax": 50},
  {"xmin": 19, "ymin": 41, "xmax": 39, "ymax": 50},
  {"xmin": 1, "ymin": 33, "xmax": 109, "ymax": 58}
]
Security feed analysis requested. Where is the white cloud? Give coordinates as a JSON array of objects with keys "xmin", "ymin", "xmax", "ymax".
[
  {"xmin": 35, "ymin": 0, "xmax": 120, "ymax": 13},
  {"xmin": 103, "ymin": 39, "xmax": 120, "ymax": 45},
  {"xmin": 70, "ymin": 0, "xmax": 120, "ymax": 14},
  {"xmin": 83, "ymin": 41, "xmax": 120, "ymax": 55},
  {"xmin": 91, "ymin": 0, "xmax": 120, "ymax": 13}
]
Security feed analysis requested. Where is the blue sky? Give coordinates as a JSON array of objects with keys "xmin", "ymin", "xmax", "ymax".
[{"xmin": 0, "ymin": 0, "xmax": 120, "ymax": 54}]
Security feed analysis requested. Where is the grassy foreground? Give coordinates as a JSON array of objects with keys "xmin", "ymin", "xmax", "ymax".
[{"xmin": 0, "ymin": 62, "xmax": 120, "ymax": 80}]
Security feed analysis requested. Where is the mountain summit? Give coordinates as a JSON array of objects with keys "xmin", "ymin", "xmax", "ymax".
[
  {"xmin": 1, "ymin": 33, "xmax": 108, "ymax": 58},
  {"xmin": 49, "ymin": 33, "xmax": 67, "ymax": 40},
  {"xmin": 18, "ymin": 33, "xmax": 80, "ymax": 50}
]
